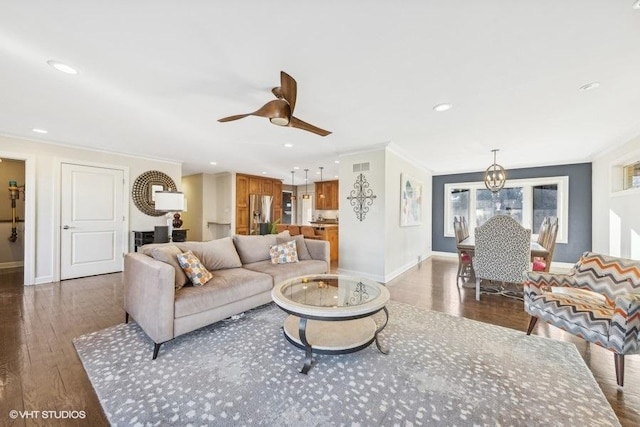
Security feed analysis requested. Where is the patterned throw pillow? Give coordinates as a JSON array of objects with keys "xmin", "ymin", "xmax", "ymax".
[
  {"xmin": 269, "ymin": 240, "xmax": 299, "ymax": 264},
  {"xmin": 176, "ymin": 250, "xmax": 213, "ymax": 286}
]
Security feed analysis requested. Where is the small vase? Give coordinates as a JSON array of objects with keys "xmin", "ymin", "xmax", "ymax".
[{"xmin": 173, "ymin": 213, "xmax": 183, "ymax": 229}]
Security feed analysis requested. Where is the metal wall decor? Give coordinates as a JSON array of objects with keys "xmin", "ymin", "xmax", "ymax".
[
  {"xmin": 347, "ymin": 173, "xmax": 376, "ymax": 221},
  {"xmin": 132, "ymin": 170, "xmax": 178, "ymax": 216}
]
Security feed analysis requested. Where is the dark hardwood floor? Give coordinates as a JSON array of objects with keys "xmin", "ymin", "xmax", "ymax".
[{"xmin": 0, "ymin": 257, "xmax": 638, "ymax": 426}]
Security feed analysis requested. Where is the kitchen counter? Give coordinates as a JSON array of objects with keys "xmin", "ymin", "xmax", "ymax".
[{"xmin": 287, "ymin": 223, "xmax": 339, "ymax": 262}]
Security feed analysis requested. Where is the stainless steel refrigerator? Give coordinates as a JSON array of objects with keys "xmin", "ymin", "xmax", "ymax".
[{"xmin": 249, "ymin": 194, "xmax": 273, "ymax": 235}]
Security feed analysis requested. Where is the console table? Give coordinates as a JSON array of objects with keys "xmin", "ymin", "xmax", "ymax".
[{"xmin": 133, "ymin": 229, "xmax": 188, "ymax": 252}]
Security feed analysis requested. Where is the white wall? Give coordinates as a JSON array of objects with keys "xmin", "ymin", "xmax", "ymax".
[
  {"xmin": 181, "ymin": 174, "xmax": 204, "ymax": 240},
  {"xmin": 338, "ymin": 144, "xmax": 431, "ymax": 282},
  {"xmin": 339, "ymin": 148, "xmax": 386, "ymax": 280},
  {"xmin": 0, "ymin": 135, "xmax": 181, "ymax": 284},
  {"xmin": 592, "ymin": 135, "xmax": 640, "ymax": 259},
  {"xmin": 384, "ymin": 148, "xmax": 431, "ymax": 280}
]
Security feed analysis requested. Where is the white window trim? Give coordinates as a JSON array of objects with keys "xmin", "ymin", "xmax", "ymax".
[
  {"xmin": 610, "ymin": 147, "xmax": 640, "ymax": 198},
  {"xmin": 444, "ymin": 176, "xmax": 569, "ymax": 244}
]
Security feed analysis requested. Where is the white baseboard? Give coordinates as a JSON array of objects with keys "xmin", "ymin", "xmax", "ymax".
[
  {"xmin": 431, "ymin": 251, "xmax": 458, "ymax": 259},
  {"xmin": 34, "ymin": 275, "xmax": 54, "ymax": 285},
  {"xmin": 338, "ymin": 251, "xmax": 432, "ymax": 284},
  {"xmin": 336, "ymin": 267, "xmax": 385, "ymax": 283}
]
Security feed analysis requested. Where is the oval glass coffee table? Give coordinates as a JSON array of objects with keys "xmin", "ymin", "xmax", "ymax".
[{"xmin": 272, "ymin": 274, "xmax": 390, "ymax": 374}]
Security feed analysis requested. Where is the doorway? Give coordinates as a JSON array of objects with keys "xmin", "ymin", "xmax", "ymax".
[
  {"xmin": 1, "ymin": 159, "xmax": 25, "ymax": 276},
  {"xmin": 282, "ymin": 191, "xmax": 293, "ymax": 224}
]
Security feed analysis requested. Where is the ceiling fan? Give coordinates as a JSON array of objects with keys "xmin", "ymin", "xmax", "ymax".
[{"xmin": 218, "ymin": 71, "xmax": 331, "ymax": 136}]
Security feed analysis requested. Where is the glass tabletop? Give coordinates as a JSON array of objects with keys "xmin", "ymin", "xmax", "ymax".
[{"xmin": 278, "ymin": 275, "xmax": 382, "ymax": 308}]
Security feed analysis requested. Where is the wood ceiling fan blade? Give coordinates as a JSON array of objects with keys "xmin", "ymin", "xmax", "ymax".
[
  {"xmin": 279, "ymin": 71, "xmax": 297, "ymax": 113},
  {"xmin": 218, "ymin": 113, "xmax": 251, "ymax": 122},
  {"xmin": 253, "ymin": 99, "xmax": 290, "ymax": 120},
  {"xmin": 289, "ymin": 116, "xmax": 332, "ymax": 136},
  {"xmin": 271, "ymin": 71, "xmax": 297, "ymax": 113},
  {"xmin": 218, "ymin": 100, "xmax": 291, "ymax": 125}
]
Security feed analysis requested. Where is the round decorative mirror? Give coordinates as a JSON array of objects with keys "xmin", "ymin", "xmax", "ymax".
[{"xmin": 131, "ymin": 170, "xmax": 177, "ymax": 216}]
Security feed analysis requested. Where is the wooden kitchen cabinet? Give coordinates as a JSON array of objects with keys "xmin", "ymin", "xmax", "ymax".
[
  {"xmin": 315, "ymin": 180, "xmax": 339, "ymax": 210},
  {"xmin": 235, "ymin": 173, "xmax": 283, "ymax": 234},
  {"xmin": 273, "ymin": 180, "xmax": 282, "ymax": 221},
  {"xmin": 314, "ymin": 225, "xmax": 339, "ymax": 261},
  {"xmin": 235, "ymin": 175, "xmax": 250, "ymax": 235}
]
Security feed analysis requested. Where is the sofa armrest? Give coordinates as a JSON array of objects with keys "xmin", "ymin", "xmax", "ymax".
[
  {"xmin": 304, "ymin": 239, "xmax": 330, "ymax": 269},
  {"xmin": 609, "ymin": 293, "xmax": 640, "ymax": 354},
  {"xmin": 523, "ymin": 271, "xmax": 577, "ymax": 297},
  {"xmin": 124, "ymin": 253, "xmax": 176, "ymax": 344}
]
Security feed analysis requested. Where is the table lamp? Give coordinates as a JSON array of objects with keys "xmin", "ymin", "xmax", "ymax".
[{"xmin": 154, "ymin": 191, "xmax": 186, "ymax": 241}]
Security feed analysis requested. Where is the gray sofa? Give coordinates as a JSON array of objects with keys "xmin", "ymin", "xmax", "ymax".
[{"xmin": 124, "ymin": 233, "xmax": 329, "ymax": 358}]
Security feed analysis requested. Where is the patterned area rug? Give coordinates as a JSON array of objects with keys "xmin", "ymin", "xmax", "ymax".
[{"xmin": 73, "ymin": 302, "xmax": 620, "ymax": 426}]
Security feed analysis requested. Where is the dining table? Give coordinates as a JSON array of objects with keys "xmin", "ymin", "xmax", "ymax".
[{"xmin": 457, "ymin": 236, "xmax": 550, "ymax": 259}]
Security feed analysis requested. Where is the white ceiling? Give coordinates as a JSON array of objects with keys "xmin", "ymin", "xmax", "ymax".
[{"xmin": 1, "ymin": 1, "xmax": 639, "ymax": 184}]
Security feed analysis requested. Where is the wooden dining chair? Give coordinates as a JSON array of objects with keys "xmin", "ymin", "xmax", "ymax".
[
  {"xmin": 536, "ymin": 217, "xmax": 550, "ymax": 246},
  {"xmin": 460, "ymin": 216, "xmax": 470, "ymax": 240},
  {"xmin": 533, "ymin": 220, "xmax": 558, "ymax": 272},
  {"xmin": 454, "ymin": 217, "xmax": 474, "ymax": 286}
]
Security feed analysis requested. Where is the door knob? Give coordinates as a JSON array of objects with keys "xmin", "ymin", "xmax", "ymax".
[{"xmin": 63, "ymin": 225, "xmax": 75, "ymax": 229}]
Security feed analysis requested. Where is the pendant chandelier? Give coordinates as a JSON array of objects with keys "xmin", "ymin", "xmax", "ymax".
[
  {"xmin": 483, "ymin": 149, "xmax": 506, "ymax": 193},
  {"xmin": 302, "ymin": 169, "xmax": 310, "ymax": 199},
  {"xmin": 290, "ymin": 171, "xmax": 296, "ymax": 200},
  {"xmin": 318, "ymin": 166, "xmax": 325, "ymax": 199}
]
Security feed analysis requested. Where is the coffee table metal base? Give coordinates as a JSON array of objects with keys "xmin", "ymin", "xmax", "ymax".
[{"xmin": 282, "ymin": 307, "xmax": 389, "ymax": 374}]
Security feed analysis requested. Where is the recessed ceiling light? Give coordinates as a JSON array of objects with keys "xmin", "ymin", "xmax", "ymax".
[
  {"xmin": 262, "ymin": 171, "xmax": 267, "ymax": 175},
  {"xmin": 433, "ymin": 103, "xmax": 452, "ymax": 112},
  {"xmin": 47, "ymin": 60, "xmax": 79, "ymax": 75},
  {"xmin": 283, "ymin": 143, "xmax": 293, "ymax": 148},
  {"xmin": 209, "ymin": 161, "xmax": 217, "ymax": 165},
  {"xmin": 334, "ymin": 160, "xmax": 340, "ymax": 164},
  {"xmin": 293, "ymin": 166, "xmax": 300, "ymax": 170},
  {"xmin": 580, "ymin": 82, "xmax": 600, "ymax": 91},
  {"xmin": 334, "ymin": 175, "xmax": 339, "ymax": 179},
  {"xmin": 32, "ymin": 128, "xmax": 48, "ymax": 134}
]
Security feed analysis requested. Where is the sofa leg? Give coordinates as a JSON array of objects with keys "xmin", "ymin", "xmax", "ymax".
[
  {"xmin": 526, "ymin": 316, "xmax": 538, "ymax": 335},
  {"xmin": 152, "ymin": 342, "xmax": 163, "ymax": 360},
  {"xmin": 125, "ymin": 312, "xmax": 129, "ymax": 324},
  {"xmin": 615, "ymin": 353, "xmax": 624, "ymax": 387}
]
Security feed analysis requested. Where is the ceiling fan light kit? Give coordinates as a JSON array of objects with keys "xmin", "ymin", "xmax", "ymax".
[{"xmin": 218, "ymin": 71, "xmax": 331, "ymax": 136}]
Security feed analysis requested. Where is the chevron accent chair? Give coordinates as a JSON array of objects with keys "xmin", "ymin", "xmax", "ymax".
[
  {"xmin": 523, "ymin": 251, "xmax": 640, "ymax": 387},
  {"xmin": 473, "ymin": 215, "xmax": 531, "ymax": 301}
]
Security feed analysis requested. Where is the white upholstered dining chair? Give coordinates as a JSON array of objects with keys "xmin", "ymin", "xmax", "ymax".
[{"xmin": 472, "ymin": 215, "xmax": 531, "ymax": 300}]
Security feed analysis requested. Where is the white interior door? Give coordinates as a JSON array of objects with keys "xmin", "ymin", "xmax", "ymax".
[{"xmin": 60, "ymin": 163, "xmax": 125, "ymax": 280}]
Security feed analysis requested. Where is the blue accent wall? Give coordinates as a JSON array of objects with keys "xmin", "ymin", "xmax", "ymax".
[{"xmin": 432, "ymin": 163, "xmax": 592, "ymax": 263}]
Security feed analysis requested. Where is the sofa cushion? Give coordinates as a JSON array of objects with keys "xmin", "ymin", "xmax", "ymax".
[
  {"xmin": 175, "ymin": 237, "xmax": 242, "ymax": 271},
  {"xmin": 233, "ymin": 234, "xmax": 277, "ymax": 264},
  {"xmin": 177, "ymin": 250, "xmax": 213, "ymax": 286},
  {"xmin": 269, "ymin": 240, "xmax": 299, "ymax": 264},
  {"xmin": 174, "ymin": 268, "xmax": 273, "ymax": 318},
  {"xmin": 527, "ymin": 291, "xmax": 613, "ymax": 340},
  {"xmin": 145, "ymin": 244, "xmax": 189, "ymax": 290},
  {"xmin": 243, "ymin": 259, "xmax": 329, "ymax": 286},
  {"xmin": 276, "ymin": 234, "xmax": 311, "ymax": 260}
]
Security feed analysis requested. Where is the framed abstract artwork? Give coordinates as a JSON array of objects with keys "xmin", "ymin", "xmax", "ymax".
[{"xmin": 400, "ymin": 173, "xmax": 422, "ymax": 226}]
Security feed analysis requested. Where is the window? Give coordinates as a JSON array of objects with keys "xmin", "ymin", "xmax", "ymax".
[
  {"xmin": 624, "ymin": 161, "xmax": 640, "ymax": 190},
  {"xmin": 532, "ymin": 184, "xmax": 558, "ymax": 232},
  {"xmin": 450, "ymin": 189, "xmax": 470, "ymax": 225},
  {"xmin": 444, "ymin": 176, "xmax": 568, "ymax": 243}
]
